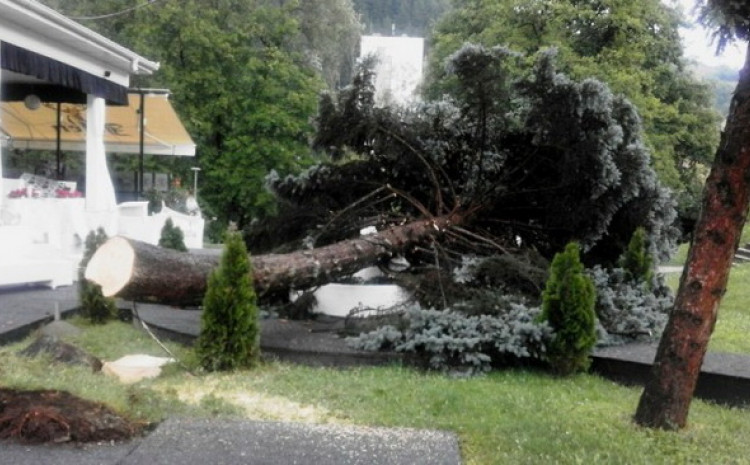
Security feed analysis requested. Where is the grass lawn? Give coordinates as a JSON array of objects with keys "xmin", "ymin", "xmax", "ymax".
[
  {"xmin": 663, "ymin": 238, "xmax": 750, "ymax": 354},
  {"xmin": 4, "ymin": 236, "xmax": 750, "ymax": 464},
  {"xmin": 2, "ymin": 314, "xmax": 750, "ymax": 464}
]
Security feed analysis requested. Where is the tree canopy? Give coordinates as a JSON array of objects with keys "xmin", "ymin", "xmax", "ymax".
[
  {"xmin": 425, "ymin": 0, "xmax": 722, "ymax": 233},
  {"xmin": 124, "ymin": 1, "xmax": 322, "ymax": 230},
  {"xmin": 698, "ymin": 0, "xmax": 750, "ymax": 52},
  {"xmin": 353, "ymin": 0, "xmax": 452, "ymax": 36},
  {"xmin": 44, "ymin": 0, "xmax": 363, "ymax": 233},
  {"xmin": 261, "ymin": 45, "xmax": 678, "ymax": 269}
]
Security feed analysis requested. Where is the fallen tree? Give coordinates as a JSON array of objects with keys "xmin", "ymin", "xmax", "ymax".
[
  {"xmin": 85, "ymin": 212, "xmax": 466, "ymax": 306},
  {"xmin": 87, "ymin": 47, "xmax": 680, "ymax": 309}
]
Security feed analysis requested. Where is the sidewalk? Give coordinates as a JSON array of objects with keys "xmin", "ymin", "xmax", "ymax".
[
  {"xmin": 2, "ymin": 418, "xmax": 461, "ymax": 465},
  {"xmin": 0, "ymin": 284, "xmax": 78, "ymax": 345}
]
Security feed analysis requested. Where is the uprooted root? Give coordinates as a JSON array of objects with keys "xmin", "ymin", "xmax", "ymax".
[{"xmin": 0, "ymin": 389, "xmax": 143, "ymax": 444}]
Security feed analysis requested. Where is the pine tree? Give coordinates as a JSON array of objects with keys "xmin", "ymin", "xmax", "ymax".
[
  {"xmin": 79, "ymin": 228, "xmax": 117, "ymax": 324},
  {"xmin": 540, "ymin": 242, "xmax": 597, "ymax": 375},
  {"xmin": 159, "ymin": 218, "xmax": 188, "ymax": 252},
  {"xmin": 196, "ymin": 229, "xmax": 260, "ymax": 371}
]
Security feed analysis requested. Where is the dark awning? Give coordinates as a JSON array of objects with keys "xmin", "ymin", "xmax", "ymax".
[{"xmin": 1, "ymin": 42, "xmax": 128, "ymax": 105}]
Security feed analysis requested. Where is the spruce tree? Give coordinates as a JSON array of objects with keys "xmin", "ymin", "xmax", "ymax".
[
  {"xmin": 79, "ymin": 228, "xmax": 117, "ymax": 324},
  {"xmin": 196, "ymin": 229, "xmax": 260, "ymax": 371},
  {"xmin": 159, "ymin": 218, "xmax": 188, "ymax": 252},
  {"xmin": 540, "ymin": 242, "xmax": 597, "ymax": 375}
]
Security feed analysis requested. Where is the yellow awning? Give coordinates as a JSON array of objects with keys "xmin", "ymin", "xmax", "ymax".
[{"xmin": 0, "ymin": 92, "xmax": 195, "ymax": 156}]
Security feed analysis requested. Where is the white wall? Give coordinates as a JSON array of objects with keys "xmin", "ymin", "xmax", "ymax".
[{"xmin": 360, "ymin": 36, "xmax": 425, "ymax": 107}]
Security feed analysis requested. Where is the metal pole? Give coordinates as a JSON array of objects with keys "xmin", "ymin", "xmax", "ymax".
[
  {"xmin": 56, "ymin": 102, "xmax": 61, "ymax": 178},
  {"xmin": 138, "ymin": 91, "xmax": 145, "ymax": 196}
]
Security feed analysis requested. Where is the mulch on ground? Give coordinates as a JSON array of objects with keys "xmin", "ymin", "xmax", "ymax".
[{"xmin": 0, "ymin": 388, "xmax": 144, "ymax": 444}]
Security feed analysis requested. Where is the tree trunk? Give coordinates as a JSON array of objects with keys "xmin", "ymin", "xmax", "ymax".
[
  {"xmin": 85, "ymin": 212, "xmax": 465, "ymax": 306},
  {"xmin": 634, "ymin": 46, "xmax": 750, "ymax": 430}
]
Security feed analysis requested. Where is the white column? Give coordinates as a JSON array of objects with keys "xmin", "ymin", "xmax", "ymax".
[{"xmin": 85, "ymin": 94, "xmax": 118, "ymax": 235}]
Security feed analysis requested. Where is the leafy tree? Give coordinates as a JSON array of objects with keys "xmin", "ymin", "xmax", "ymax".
[
  {"xmin": 540, "ymin": 242, "xmax": 597, "ymax": 375},
  {"xmin": 124, "ymin": 1, "xmax": 323, "ymax": 231},
  {"xmin": 158, "ymin": 218, "xmax": 188, "ymax": 252},
  {"xmin": 79, "ymin": 228, "xmax": 117, "ymax": 324},
  {"xmin": 196, "ymin": 229, "xmax": 260, "ymax": 371},
  {"xmin": 353, "ymin": 0, "xmax": 452, "ymax": 36},
  {"xmin": 425, "ymin": 0, "xmax": 722, "ymax": 233},
  {"xmin": 289, "ymin": 0, "xmax": 361, "ymax": 89},
  {"xmin": 44, "ymin": 0, "xmax": 328, "ymax": 234}
]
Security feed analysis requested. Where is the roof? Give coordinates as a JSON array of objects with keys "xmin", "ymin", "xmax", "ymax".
[
  {"xmin": 0, "ymin": 0, "xmax": 159, "ymax": 104},
  {"xmin": 1, "ymin": 0, "xmax": 159, "ymax": 81}
]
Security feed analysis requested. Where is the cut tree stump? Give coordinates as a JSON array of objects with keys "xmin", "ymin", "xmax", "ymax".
[{"xmin": 85, "ymin": 212, "xmax": 465, "ymax": 306}]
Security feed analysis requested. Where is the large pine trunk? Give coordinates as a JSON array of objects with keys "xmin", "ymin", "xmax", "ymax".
[
  {"xmin": 634, "ymin": 47, "xmax": 750, "ymax": 430},
  {"xmin": 85, "ymin": 212, "xmax": 465, "ymax": 306}
]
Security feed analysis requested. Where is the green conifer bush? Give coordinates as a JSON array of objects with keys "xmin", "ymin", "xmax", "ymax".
[
  {"xmin": 79, "ymin": 228, "xmax": 117, "ymax": 324},
  {"xmin": 196, "ymin": 230, "xmax": 260, "ymax": 371},
  {"xmin": 540, "ymin": 242, "xmax": 597, "ymax": 375},
  {"xmin": 618, "ymin": 227, "xmax": 654, "ymax": 287},
  {"xmin": 159, "ymin": 218, "xmax": 188, "ymax": 252}
]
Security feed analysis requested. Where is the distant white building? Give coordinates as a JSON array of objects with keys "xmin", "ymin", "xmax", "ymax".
[{"xmin": 360, "ymin": 36, "xmax": 424, "ymax": 107}]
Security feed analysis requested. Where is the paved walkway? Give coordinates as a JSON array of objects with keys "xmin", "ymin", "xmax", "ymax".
[
  {"xmin": 0, "ymin": 284, "xmax": 461, "ymax": 464},
  {"xmin": 0, "ymin": 284, "xmax": 78, "ymax": 345},
  {"xmin": 3, "ymin": 418, "xmax": 460, "ymax": 465}
]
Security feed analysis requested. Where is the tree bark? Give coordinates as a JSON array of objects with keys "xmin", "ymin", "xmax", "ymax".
[
  {"xmin": 634, "ymin": 45, "xmax": 750, "ymax": 430},
  {"xmin": 85, "ymin": 212, "xmax": 465, "ymax": 306}
]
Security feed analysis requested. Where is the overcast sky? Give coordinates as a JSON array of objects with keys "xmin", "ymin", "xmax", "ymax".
[{"xmin": 666, "ymin": 0, "xmax": 746, "ymax": 68}]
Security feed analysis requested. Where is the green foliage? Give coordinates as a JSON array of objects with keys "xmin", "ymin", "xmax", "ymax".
[
  {"xmin": 294, "ymin": 0, "xmax": 361, "ymax": 89},
  {"xmin": 698, "ymin": 0, "xmax": 750, "ymax": 52},
  {"xmin": 277, "ymin": 46, "xmax": 679, "ymax": 264},
  {"xmin": 540, "ymin": 243, "xmax": 597, "ymax": 375},
  {"xmin": 78, "ymin": 228, "xmax": 117, "ymax": 324},
  {"xmin": 46, "ymin": 0, "xmax": 329, "ymax": 231},
  {"xmin": 126, "ymin": 2, "xmax": 323, "ymax": 230},
  {"xmin": 425, "ymin": 0, "xmax": 722, "ymax": 233},
  {"xmin": 353, "ymin": 0, "xmax": 452, "ymax": 36},
  {"xmin": 349, "ymin": 303, "xmax": 552, "ymax": 375},
  {"xmin": 589, "ymin": 266, "xmax": 672, "ymax": 346},
  {"xmin": 196, "ymin": 230, "xmax": 260, "ymax": 372},
  {"xmin": 159, "ymin": 218, "xmax": 188, "ymax": 252},
  {"xmin": 619, "ymin": 227, "xmax": 654, "ymax": 286}
]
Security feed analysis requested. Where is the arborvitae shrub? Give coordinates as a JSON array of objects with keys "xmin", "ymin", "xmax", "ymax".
[
  {"xmin": 618, "ymin": 227, "xmax": 654, "ymax": 287},
  {"xmin": 196, "ymin": 229, "xmax": 260, "ymax": 371},
  {"xmin": 540, "ymin": 242, "xmax": 597, "ymax": 375},
  {"xmin": 159, "ymin": 218, "xmax": 188, "ymax": 252},
  {"xmin": 79, "ymin": 228, "xmax": 117, "ymax": 324}
]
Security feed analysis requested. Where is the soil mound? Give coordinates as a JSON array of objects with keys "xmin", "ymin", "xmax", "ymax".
[{"xmin": 0, "ymin": 388, "xmax": 143, "ymax": 444}]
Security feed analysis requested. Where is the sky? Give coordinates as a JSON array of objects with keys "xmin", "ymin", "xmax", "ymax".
[{"xmin": 667, "ymin": 0, "xmax": 747, "ymax": 69}]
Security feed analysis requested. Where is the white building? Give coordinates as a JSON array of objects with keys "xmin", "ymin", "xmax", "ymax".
[
  {"xmin": 360, "ymin": 35, "xmax": 425, "ymax": 107},
  {"xmin": 0, "ymin": 0, "xmax": 202, "ymax": 289}
]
